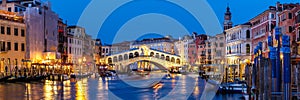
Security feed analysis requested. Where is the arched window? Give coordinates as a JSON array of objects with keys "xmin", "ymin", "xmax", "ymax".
[
  {"xmin": 171, "ymin": 57, "xmax": 175, "ymax": 63},
  {"xmin": 246, "ymin": 44, "xmax": 250, "ymax": 54},
  {"xmin": 246, "ymin": 30, "xmax": 250, "ymax": 39},
  {"xmin": 108, "ymin": 58, "xmax": 112, "ymax": 64},
  {"xmin": 161, "ymin": 54, "xmax": 165, "ymax": 59},
  {"xmin": 118, "ymin": 55, "xmax": 123, "ymax": 61},
  {"xmin": 124, "ymin": 54, "xmax": 128, "ymax": 60},
  {"xmin": 166, "ymin": 56, "xmax": 170, "ymax": 61},
  {"xmin": 155, "ymin": 53, "xmax": 160, "ymax": 58},
  {"xmin": 150, "ymin": 52, "xmax": 154, "ymax": 57},
  {"xmin": 129, "ymin": 53, "xmax": 134, "ymax": 59},
  {"xmin": 134, "ymin": 52, "xmax": 139, "ymax": 57},
  {"xmin": 113, "ymin": 56, "xmax": 117, "ymax": 62},
  {"xmin": 176, "ymin": 58, "xmax": 180, "ymax": 64}
]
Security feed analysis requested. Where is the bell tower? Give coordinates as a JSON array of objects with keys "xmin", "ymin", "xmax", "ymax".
[{"xmin": 224, "ymin": 4, "xmax": 233, "ymax": 31}]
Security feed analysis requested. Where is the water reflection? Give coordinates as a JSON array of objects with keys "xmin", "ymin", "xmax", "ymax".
[{"xmin": 0, "ymin": 75, "xmax": 242, "ymax": 100}]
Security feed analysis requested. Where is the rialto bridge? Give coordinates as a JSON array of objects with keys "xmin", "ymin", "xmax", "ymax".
[{"xmin": 101, "ymin": 46, "xmax": 184, "ymax": 72}]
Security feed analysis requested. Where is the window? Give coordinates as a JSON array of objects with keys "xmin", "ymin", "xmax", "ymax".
[
  {"xmin": 21, "ymin": 29, "xmax": 25, "ymax": 37},
  {"xmin": 281, "ymin": 14, "xmax": 286, "ymax": 21},
  {"xmin": 8, "ymin": 7, "xmax": 11, "ymax": 12},
  {"xmin": 14, "ymin": 43, "xmax": 18, "ymax": 51},
  {"xmin": 246, "ymin": 30, "xmax": 250, "ymax": 39},
  {"xmin": 14, "ymin": 7, "xmax": 18, "ymax": 12},
  {"xmin": 271, "ymin": 14, "xmax": 275, "ymax": 19},
  {"xmin": 21, "ymin": 43, "xmax": 25, "ymax": 51},
  {"xmin": 246, "ymin": 44, "xmax": 250, "ymax": 54},
  {"xmin": 289, "ymin": 26, "xmax": 293, "ymax": 33},
  {"xmin": 288, "ymin": 13, "xmax": 292, "ymax": 19},
  {"xmin": 7, "ymin": 27, "xmax": 10, "ymax": 35},
  {"xmin": 7, "ymin": 42, "xmax": 11, "ymax": 50},
  {"xmin": 0, "ymin": 26, "xmax": 4, "ymax": 34},
  {"xmin": 0, "ymin": 41, "xmax": 5, "ymax": 51},
  {"xmin": 69, "ymin": 47, "xmax": 72, "ymax": 54},
  {"xmin": 220, "ymin": 43, "xmax": 224, "ymax": 47},
  {"xmin": 14, "ymin": 28, "xmax": 18, "ymax": 36}
]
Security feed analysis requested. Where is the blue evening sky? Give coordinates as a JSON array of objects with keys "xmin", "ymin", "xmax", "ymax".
[{"xmin": 49, "ymin": 0, "xmax": 299, "ymax": 44}]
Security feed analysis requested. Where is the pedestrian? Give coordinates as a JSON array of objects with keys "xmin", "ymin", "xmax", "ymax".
[
  {"xmin": 5, "ymin": 66, "xmax": 8, "ymax": 76},
  {"xmin": 15, "ymin": 66, "xmax": 18, "ymax": 77},
  {"xmin": 24, "ymin": 68, "xmax": 27, "ymax": 77},
  {"xmin": 18, "ymin": 69, "xmax": 21, "ymax": 77}
]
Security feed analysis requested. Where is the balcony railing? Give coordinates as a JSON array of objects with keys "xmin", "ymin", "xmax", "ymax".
[
  {"xmin": 0, "ymin": 48, "xmax": 8, "ymax": 53},
  {"xmin": 254, "ymin": 32, "xmax": 266, "ymax": 39}
]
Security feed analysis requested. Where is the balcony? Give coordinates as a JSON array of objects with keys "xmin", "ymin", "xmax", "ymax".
[
  {"xmin": 254, "ymin": 32, "xmax": 266, "ymax": 39},
  {"xmin": 297, "ymin": 37, "xmax": 300, "ymax": 42},
  {"xmin": 0, "ymin": 48, "xmax": 8, "ymax": 53}
]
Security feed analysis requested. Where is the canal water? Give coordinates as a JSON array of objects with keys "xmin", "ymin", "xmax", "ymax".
[{"xmin": 0, "ymin": 74, "xmax": 243, "ymax": 100}]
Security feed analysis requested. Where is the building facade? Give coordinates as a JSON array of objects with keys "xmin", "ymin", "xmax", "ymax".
[
  {"xmin": 174, "ymin": 35, "xmax": 194, "ymax": 65},
  {"xmin": 101, "ymin": 44, "xmax": 112, "ymax": 58},
  {"xmin": 225, "ymin": 23, "xmax": 252, "ymax": 81},
  {"xmin": 214, "ymin": 33, "xmax": 226, "ymax": 64},
  {"xmin": 1, "ymin": 0, "xmax": 60, "ymax": 63},
  {"xmin": 0, "ymin": 10, "xmax": 26, "ymax": 72},
  {"xmin": 131, "ymin": 36, "xmax": 175, "ymax": 54},
  {"xmin": 67, "ymin": 26, "xmax": 84, "ymax": 70},
  {"xmin": 57, "ymin": 18, "xmax": 68, "ymax": 64},
  {"xmin": 187, "ymin": 42, "xmax": 197, "ymax": 65},
  {"xmin": 111, "ymin": 41, "xmax": 131, "ymax": 54},
  {"xmin": 94, "ymin": 39, "xmax": 102, "ymax": 65},
  {"xmin": 195, "ymin": 34, "xmax": 207, "ymax": 65},
  {"xmin": 250, "ymin": 6, "xmax": 276, "ymax": 59}
]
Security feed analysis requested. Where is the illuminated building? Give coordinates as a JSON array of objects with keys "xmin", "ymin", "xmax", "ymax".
[
  {"xmin": 195, "ymin": 34, "xmax": 207, "ymax": 65},
  {"xmin": 174, "ymin": 35, "xmax": 194, "ymax": 65},
  {"xmin": 94, "ymin": 39, "xmax": 102, "ymax": 65},
  {"xmin": 225, "ymin": 23, "xmax": 252, "ymax": 81},
  {"xmin": 67, "ymin": 26, "xmax": 84, "ymax": 72},
  {"xmin": 83, "ymin": 34, "xmax": 95, "ymax": 72},
  {"xmin": 296, "ymin": 8, "xmax": 300, "ymax": 95},
  {"xmin": 0, "ymin": 9, "xmax": 26, "ymax": 72},
  {"xmin": 204, "ymin": 36, "xmax": 214, "ymax": 64},
  {"xmin": 101, "ymin": 44, "xmax": 112, "ymax": 58},
  {"xmin": 188, "ymin": 41, "xmax": 197, "ymax": 65},
  {"xmin": 111, "ymin": 41, "xmax": 131, "ymax": 54},
  {"xmin": 131, "ymin": 35, "xmax": 175, "ymax": 54},
  {"xmin": 0, "ymin": 0, "xmax": 60, "ymax": 64},
  {"xmin": 58, "ymin": 18, "xmax": 68, "ymax": 64},
  {"xmin": 249, "ymin": 6, "xmax": 276, "ymax": 59},
  {"xmin": 277, "ymin": 2, "xmax": 300, "ymax": 92},
  {"xmin": 67, "ymin": 26, "xmax": 95, "ymax": 72},
  {"xmin": 214, "ymin": 33, "xmax": 226, "ymax": 64}
]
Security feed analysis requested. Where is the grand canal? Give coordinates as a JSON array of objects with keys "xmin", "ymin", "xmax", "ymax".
[{"xmin": 0, "ymin": 74, "xmax": 243, "ymax": 100}]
